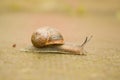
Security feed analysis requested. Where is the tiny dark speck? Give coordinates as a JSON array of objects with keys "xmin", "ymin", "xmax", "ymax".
[{"xmin": 12, "ymin": 44, "xmax": 16, "ymax": 48}]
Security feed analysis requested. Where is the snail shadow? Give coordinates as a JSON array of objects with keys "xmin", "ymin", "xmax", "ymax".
[
  {"xmin": 20, "ymin": 48, "xmax": 87, "ymax": 56},
  {"xmin": 21, "ymin": 51, "xmax": 87, "ymax": 56},
  {"xmin": 20, "ymin": 46, "xmax": 87, "ymax": 56}
]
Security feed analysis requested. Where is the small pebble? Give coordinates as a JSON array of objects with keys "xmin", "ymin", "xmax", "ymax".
[{"xmin": 12, "ymin": 44, "xmax": 16, "ymax": 48}]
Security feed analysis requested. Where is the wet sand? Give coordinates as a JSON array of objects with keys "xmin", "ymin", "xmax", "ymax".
[{"xmin": 0, "ymin": 13, "xmax": 120, "ymax": 80}]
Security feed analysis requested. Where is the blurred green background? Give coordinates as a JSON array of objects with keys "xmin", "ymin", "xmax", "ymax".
[{"xmin": 0, "ymin": 0, "xmax": 120, "ymax": 17}]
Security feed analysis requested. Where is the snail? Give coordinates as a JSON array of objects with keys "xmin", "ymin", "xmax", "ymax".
[{"xmin": 21, "ymin": 27, "xmax": 92, "ymax": 55}]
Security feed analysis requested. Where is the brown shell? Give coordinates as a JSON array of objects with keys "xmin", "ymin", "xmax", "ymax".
[{"xmin": 31, "ymin": 27, "xmax": 64, "ymax": 48}]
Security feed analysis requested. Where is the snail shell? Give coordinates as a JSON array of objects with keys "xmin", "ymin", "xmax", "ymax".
[
  {"xmin": 31, "ymin": 27, "xmax": 64, "ymax": 48},
  {"xmin": 21, "ymin": 27, "xmax": 92, "ymax": 55}
]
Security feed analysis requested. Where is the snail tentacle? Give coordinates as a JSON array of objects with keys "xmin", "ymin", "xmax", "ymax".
[
  {"xmin": 78, "ymin": 35, "xmax": 93, "ymax": 54},
  {"xmin": 80, "ymin": 35, "xmax": 93, "ymax": 47}
]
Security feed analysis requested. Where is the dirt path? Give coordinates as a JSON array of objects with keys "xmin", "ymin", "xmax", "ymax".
[{"xmin": 0, "ymin": 13, "xmax": 120, "ymax": 80}]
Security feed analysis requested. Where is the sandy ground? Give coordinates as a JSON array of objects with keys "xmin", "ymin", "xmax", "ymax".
[{"xmin": 0, "ymin": 13, "xmax": 120, "ymax": 80}]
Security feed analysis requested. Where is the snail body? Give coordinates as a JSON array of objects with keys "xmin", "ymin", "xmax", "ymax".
[
  {"xmin": 22, "ymin": 42, "xmax": 85, "ymax": 54},
  {"xmin": 21, "ymin": 27, "xmax": 92, "ymax": 55}
]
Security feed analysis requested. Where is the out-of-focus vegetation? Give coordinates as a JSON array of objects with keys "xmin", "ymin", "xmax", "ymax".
[
  {"xmin": 116, "ymin": 11, "xmax": 120, "ymax": 20},
  {"xmin": 0, "ymin": 0, "xmax": 120, "ymax": 17},
  {"xmin": 0, "ymin": 0, "xmax": 86, "ymax": 15}
]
